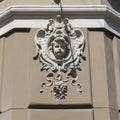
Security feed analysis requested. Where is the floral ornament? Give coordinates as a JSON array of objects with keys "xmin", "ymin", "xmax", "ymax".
[{"xmin": 33, "ymin": 15, "xmax": 86, "ymax": 101}]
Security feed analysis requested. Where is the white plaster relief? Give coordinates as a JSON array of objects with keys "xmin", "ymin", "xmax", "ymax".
[
  {"xmin": 33, "ymin": 15, "xmax": 86, "ymax": 101},
  {"xmin": 0, "ymin": 5, "xmax": 120, "ymax": 37}
]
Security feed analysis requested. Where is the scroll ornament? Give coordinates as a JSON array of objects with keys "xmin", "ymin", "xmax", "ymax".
[{"xmin": 33, "ymin": 15, "xmax": 86, "ymax": 101}]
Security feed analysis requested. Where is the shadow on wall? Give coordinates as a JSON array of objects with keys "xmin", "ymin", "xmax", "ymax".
[
  {"xmin": 108, "ymin": 0, "xmax": 120, "ymax": 13},
  {"xmin": 0, "ymin": 0, "xmax": 3, "ymax": 2}
]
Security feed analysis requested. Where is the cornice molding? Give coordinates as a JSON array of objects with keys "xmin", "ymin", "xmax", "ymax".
[{"xmin": 0, "ymin": 5, "xmax": 120, "ymax": 36}]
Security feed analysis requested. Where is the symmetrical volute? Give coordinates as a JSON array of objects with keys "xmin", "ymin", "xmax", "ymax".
[{"xmin": 33, "ymin": 14, "xmax": 86, "ymax": 101}]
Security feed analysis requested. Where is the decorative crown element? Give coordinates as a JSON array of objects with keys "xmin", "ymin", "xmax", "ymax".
[{"xmin": 33, "ymin": 14, "xmax": 86, "ymax": 101}]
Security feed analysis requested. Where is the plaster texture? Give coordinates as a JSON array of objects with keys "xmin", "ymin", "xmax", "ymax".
[
  {"xmin": 104, "ymin": 31, "xmax": 118, "ymax": 110},
  {"xmin": 0, "ymin": 30, "xmax": 30, "ymax": 112},
  {"xmin": 88, "ymin": 29, "xmax": 109, "ymax": 108},
  {"xmin": 0, "ymin": 26, "xmax": 120, "ymax": 120},
  {"xmin": 0, "ymin": 0, "xmax": 120, "ymax": 12},
  {"xmin": 0, "ymin": 0, "xmax": 120, "ymax": 120},
  {"xmin": 0, "ymin": 109, "xmax": 93, "ymax": 120},
  {"xmin": 113, "ymin": 37, "xmax": 120, "ymax": 110},
  {"xmin": 94, "ymin": 108, "xmax": 119, "ymax": 120},
  {"xmin": 29, "ymin": 28, "xmax": 92, "ymax": 105},
  {"xmin": 0, "ymin": 0, "xmax": 101, "ymax": 12}
]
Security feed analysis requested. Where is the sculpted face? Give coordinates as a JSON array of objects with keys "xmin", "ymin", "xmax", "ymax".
[{"xmin": 52, "ymin": 38, "xmax": 68, "ymax": 59}]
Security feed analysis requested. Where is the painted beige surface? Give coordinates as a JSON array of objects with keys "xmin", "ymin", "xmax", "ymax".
[
  {"xmin": 29, "ymin": 28, "xmax": 92, "ymax": 105},
  {"xmin": 0, "ymin": 109, "xmax": 93, "ymax": 120},
  {"xmin": 0, "ymin": 0, "xmax": 120, "ymax": 12},
  {"xmin": 113, "ymin": 36, "xmax": 120, "ymax": 110},
  {"xmin": 94, "ymin": 108, "xmax": 119, "ymax": 120},
  {"xmin": 119, "ymin": 112, "xmax": 120, "ymax": 120},
  {"xmin": 0, "ymin": 28, "xmax": 91, "ymax": 112},
  {"xmin": 0, "ymin": 0, "xmax": 101, "ymax": 12},
  {"xmin": 88, "ymin": 29, "xmax": 109, "ymax": 108},
  {"xmin": 0, "ymin": 28, "xmax": 120, "ymax": 120},
  {"xmin": 104, "ymin": 31, "xmax": 118, "ymax": 110},
  {"xmin": 0, "ymin": 30, "xmax": 30, "ymax": 112},
  {"xmin": 0, "ymin": 109, "xmax": 27, "ymax": 120},
  {"xmin": 88, "ymin": 29, "xmax": 120, "ymax": 111},
  {"xmin": 94, "ymin": 108, "xmax": 110, "ymax": 120},
  {"xmin": 0, "ymin": 38, "xmax": 4, "ymax": 87},
  {"xmin": 29, "ymin": 109, "xmax": 93, "ymax": 120},
  {"xmin": 0, "ymin": 37, "xmax": 4, "ymax": 112},
  {"xmin": 0, "ymin": 108, "xmax": 119, "ymax": 120}
]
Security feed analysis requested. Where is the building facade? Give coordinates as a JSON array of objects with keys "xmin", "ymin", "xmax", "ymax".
[{"xmin": 0, "ymin": 0, "xmax": 120, "ymax": 120}]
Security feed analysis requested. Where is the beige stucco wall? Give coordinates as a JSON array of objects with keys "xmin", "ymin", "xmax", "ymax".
[
  {"xmin": 0, "ymin": 1, "xmax": 120, "ymax": 120},
  {"xmin": 0, "ymin": 0, "xmax": 120, "ymax": 13},
  {"xmin": 0, "ymin": 0, "xmax": 101, "ymax": 12},
  {"xmin": 0, "ymin": 28, "xmax": 120, "ymax": 120},
  {"xmin": 0, "ymin": 28, "xmax": 92, "ymax": 111}
]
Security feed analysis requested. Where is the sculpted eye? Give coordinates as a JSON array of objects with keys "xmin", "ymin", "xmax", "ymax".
[{"xmin": 55, "ymin": 45, "xmax": 59, "ymax": 48}]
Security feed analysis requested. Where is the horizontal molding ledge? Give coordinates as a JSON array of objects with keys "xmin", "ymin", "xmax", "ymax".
[{"xmin": 0, "ymin": 5, "xmax": 120, "ymax": 37}]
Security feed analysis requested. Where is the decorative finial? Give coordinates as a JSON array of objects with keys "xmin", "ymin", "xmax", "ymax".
[{"xmin": 53, "ymin": 0, "xmax": 61, "ymax": 4}]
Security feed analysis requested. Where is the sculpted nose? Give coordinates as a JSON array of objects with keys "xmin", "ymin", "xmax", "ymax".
[
  {"xmin": 58, "ymin": 47, "xmax": 61, "ymax": 52},
  {"xmin": 58, "ymin": 47, "xmax": 61, "ymax": 51}
]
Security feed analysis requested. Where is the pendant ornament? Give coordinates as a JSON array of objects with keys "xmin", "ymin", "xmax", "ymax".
[{"xmin": 33, "ymin": 15, "xmax": 86, "ymax": 101}]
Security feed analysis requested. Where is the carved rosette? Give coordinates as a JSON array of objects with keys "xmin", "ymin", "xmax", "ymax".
[{"xmin": 33, "ymin": 15, "xmax": 86, "ymax": 101}]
